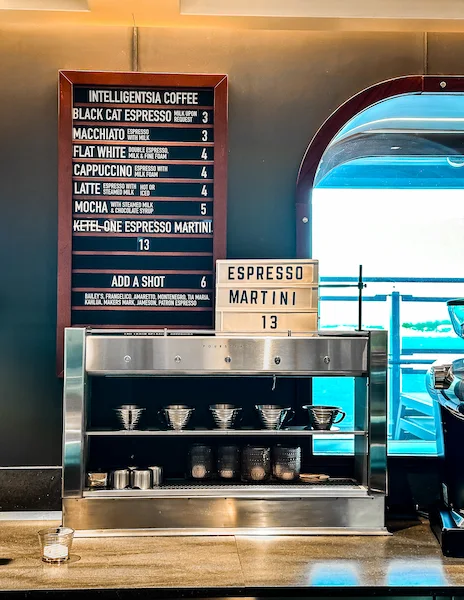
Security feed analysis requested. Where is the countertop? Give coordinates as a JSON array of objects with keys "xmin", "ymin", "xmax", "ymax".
[{"xmin": 2, "ymin": 519, "xmax": 464, "ymax": 596}]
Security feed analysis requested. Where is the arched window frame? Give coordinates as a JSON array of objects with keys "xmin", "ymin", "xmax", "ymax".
[{"xmin": 295, "ymin": 75, "xmax": 464, "ymax": 258}]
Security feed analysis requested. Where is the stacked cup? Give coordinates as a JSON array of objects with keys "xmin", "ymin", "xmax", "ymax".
[{"xmin": 114, "ymin": 405, "xmax": 145, "ymax": 430}]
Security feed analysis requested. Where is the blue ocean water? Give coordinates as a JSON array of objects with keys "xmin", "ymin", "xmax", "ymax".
[{"xmin": 313, "ymin": 334, "xmax": 464, "ymax": 455}]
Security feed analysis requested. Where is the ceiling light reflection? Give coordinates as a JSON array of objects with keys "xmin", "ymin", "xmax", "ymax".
[{"xmin": 309, "ymin": 561, "xmax": 360, "ymax": 586}]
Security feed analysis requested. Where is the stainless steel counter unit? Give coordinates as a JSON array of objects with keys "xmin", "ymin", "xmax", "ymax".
[{"xmin": 62, "ymin": 328, "xmax": 387, "ymax": 536}]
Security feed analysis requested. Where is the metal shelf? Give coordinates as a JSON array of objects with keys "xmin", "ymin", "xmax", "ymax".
[
  {"xmin": 83, "ymin": 478, "xmax": 368, "ymax": 499},
  {"xmin": 86, "ymin": 428, "xmax": 367, "ymax": 437}
]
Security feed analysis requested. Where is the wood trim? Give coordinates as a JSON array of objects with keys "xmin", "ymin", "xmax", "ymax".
[
  {"xmin": 73, "ymin": 232, "xmax": 213, "ymax": 238},
  {"xmin": 72, "ymin": 159, "xmax": 214, "ymax": 165},
  {"xmin": 72, "ymin": 177, "xmax": 214, "ymax": 184},
  {"xmin": 72, "ymin": 288, "xmax": 213, "ymax": 293},
  {"xmin": 72, "ymin": 251, "xmax": 213, "ymax": 256},
  {"xmin": 73, "ymin": 269, "xmax": 212, "ymax": 275},
  {"xmin": 81, "ymin": 324, "xmax": 211, "ymax": 329},
  {"xmin": 296, "ymin": 75, "xmax": 423, "ymax": 258},
  {"xmin": 59, "ymin": 71, "xmax": 227, "ymax": 87},
  {"xmin": 72, "ymin": 196, "xmax": 212, "ymax": 201},
  {"xmin": 57, "ymin": 72, "xmax": 73, "ymax": 373},
  {"xmin": 73, "ymin": 122, "xmax": 214, "ymax": 129},
  {"xmin": 57, "ymin": 71, "xmax": 228, "ymax": 374},
  {"xmin": 212, "ymin": 76, "xmax": 228, "ymax": 329},
  {"xmin": 74, "ymin": 103, "xmax": 214, "ymax": 110},
  {"xmin": 72, "ymin": 306, "xmax": 212, "ymax": 312},
  {"xmin": 73, "ymin": 214, "xmax": 211, "ymax": 220},
  {"xmin": 73, "ymin": 141, "xmax": 215, "ymax": 147}
]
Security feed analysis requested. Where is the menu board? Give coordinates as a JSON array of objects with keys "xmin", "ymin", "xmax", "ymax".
[
  {"xmin": 57, "ymin": 71, "xmax": 227, "ymax": 368},
  {"xmin": 215, "ymin": 259, "xmax": 319, "ymax": 335}
]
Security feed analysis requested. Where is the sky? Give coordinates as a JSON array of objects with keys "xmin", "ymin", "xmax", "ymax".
[{"xmin": 312, "ymin": 188, "xmax": 464, "ymax": 327}]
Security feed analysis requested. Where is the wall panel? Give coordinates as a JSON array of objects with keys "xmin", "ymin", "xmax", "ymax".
[
  {"xmin": 427, "ymin": 33, "xmax": 464, "ymax": 74},
  {"xmin": 0, "ymin": 24, "xmax": 424, "ymax": 474},
  {"xmin": 139, "ymin": 29, "xmax": 424, "ymax": 259},
  {"xmin": 0, "ymin": 25, "xmax": 132, "ymax": 467}
]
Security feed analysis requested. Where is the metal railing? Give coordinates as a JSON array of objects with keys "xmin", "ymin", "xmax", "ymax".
[{"xmin": 319, "ymin": 276, "xmax": 464, "ymax": 454}]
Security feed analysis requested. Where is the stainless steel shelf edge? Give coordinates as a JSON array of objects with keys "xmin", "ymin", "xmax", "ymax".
[
  {"xmin": 86, "ymin": 429, "xmax": 367, "ymax": 436},
  {"xmin": 63, "ymin": 328, "xmax": 87, "ymax": 498},
  {"xmin": 63, "ymin": 496, "xmax": 386, "ymax": 534},
  {"xmin": 85, "ymin": 334, "xmax": 368, "ymax": 375},
  {"xmin": 83, "ymin": 485, "xmax": 369, "ymax": 499},
  {"xmin": 368, "ymin": 330, "xmax": 388, "ymax": 494},
  {"xmin": 74, "ymin": 527, "xmax": 390, "ymax": 537}
]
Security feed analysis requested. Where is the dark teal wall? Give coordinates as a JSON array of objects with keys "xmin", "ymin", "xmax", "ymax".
[{"xmin": 1, "ymin": 24, "xmax": 460, "ymax": 467}]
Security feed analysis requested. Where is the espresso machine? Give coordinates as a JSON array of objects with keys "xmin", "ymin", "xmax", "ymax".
[{"xmin": 427, "ymin": 299, "xmax": 464, "ymax": 556}]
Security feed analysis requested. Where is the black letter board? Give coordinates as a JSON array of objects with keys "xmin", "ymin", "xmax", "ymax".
[{"xmin": 57, "ymin": 71, "xmax": 227, "ymax": 372}]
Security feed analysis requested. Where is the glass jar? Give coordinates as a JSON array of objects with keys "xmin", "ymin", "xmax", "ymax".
[
  {"xmin": 217, "ymin": 445, "xmax": 240, "ymax": 480},
  {"xmin": 38, "ymin": 527, "xmax": 74, "ymax": 563},
  {"xmin": 273, "ymin": 445, "xmax": 301, "ymax": 481},
  {"xmin": 241, "ymin": 446, "xmax": 271, "ymax": 482},
  {"xmin": 189, "ymin": 444, "xmax": 214, "ymax": 480}
]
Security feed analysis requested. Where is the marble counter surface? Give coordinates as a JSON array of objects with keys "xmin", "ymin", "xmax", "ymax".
[{"xmin": 1, "ymin": 519, "xmax": 464, "ymax": 593}]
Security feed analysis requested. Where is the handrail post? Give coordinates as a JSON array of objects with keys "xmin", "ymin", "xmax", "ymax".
[{"xmin": 390, "ymin": 291, "xmax": 401, "ymax": 439}]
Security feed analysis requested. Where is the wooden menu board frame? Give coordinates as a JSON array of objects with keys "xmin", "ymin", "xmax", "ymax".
[{"xmin": 57, "ymin": 71, "xmax": 228, "ymax": 373}]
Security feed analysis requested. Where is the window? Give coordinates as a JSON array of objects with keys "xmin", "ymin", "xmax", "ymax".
[{"xmin": 308, "ymin": 93, "xmax": 464, "ymax": 456}]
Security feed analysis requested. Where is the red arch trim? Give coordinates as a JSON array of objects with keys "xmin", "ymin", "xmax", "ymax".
[{"xmin": 295, "ymin": 75, "xmax": 464, "ymax": 258}]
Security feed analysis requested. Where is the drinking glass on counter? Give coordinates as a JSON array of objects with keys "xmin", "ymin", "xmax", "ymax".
[{"xmin": 38, "ymin": 527, "xmax": 74, "ymax": 564}]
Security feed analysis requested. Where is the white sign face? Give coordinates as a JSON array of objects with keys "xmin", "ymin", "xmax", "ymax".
[
  {"xmin": 216, "ymin": 311, "xmax": 318, "ymax": 334},
  {"xmin": 215, "ymin": 259, "xmax": 319, "ymax": 335},
  {"xmin": 216, "ymin": 260, "xmax": 318, "ymax": 285},
  {"xmin": 216, "ymin": 286, "xmax": 318, "ymax": 310}
]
